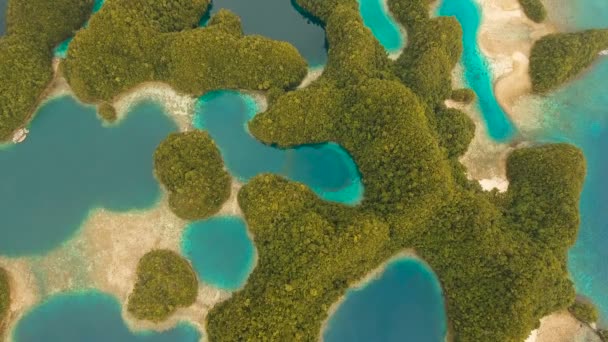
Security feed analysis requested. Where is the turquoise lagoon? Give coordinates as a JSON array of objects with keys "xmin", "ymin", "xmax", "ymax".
[
  {"xmin": 54, "ymin": 0, "xmax": 105, "ymax": 58},
  {"xmin": 323, "ymin": 258, "xmax": 447, "ymax": 342},
  {"xmin": 194, "ymin": 91, "xmax": 363, "ymax": 205},
  {"xmin": 182, "ymin": 216, "xmax": 255, "ymax": 291},
  {"xmin": 359, "ymin": 0, "xmax": 404, "ymax": 55},
  {"xmin": 202, "ymin": 0, "xmax": 327, "ymax": 66},
  {"xmin": 438, "ymin": 0, "xmax": 516, "ymax": 141},
  {"xmin": 13, "ymin": 291, "xmax": 200, "ymax": 342},
  {"xmin": 0, "ymin": 96, "xmax": 176, "ymax": 256}
]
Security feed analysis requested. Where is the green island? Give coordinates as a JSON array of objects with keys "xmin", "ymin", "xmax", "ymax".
[
  {"xmin": 207, "ymin": 1, "xmax": 586, "ymax": 341},
  {"xmin": 530, "ymin": 29, "xmax": 608, "ymax": 93},
  {"xmin": 0, "ymin": 0, "xmax": 94, "ymax": 140},
  {"xmin": 517, "ymin": 0, "xmax": 547, "ymax": 23},
  {"xmin": 450, "ymin": 88, "xmax": 476, "ymax": 104},
  {"xmin": 127, "ymin": 250, "xmax": 198, "ymax": 323},
  {"xmin": 62, "ymin": 0, "xmax": 307, "ymax": 103},
  {"xmin": 154, "ymin": 131, "xmax": 231, "ymax": 221},
  {"xmin": 0, "ymin": 267, "xmax": 9, "ymax": 333},
  {"xmin": 97, "ymin": 103, "xmax": 117, "ymax": 123}
]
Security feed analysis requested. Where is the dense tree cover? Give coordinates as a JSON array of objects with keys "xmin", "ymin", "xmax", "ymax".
[
  {"xmin": 530, "ymin": 29, "xmax": 608, "ymax": 93},
  {"xmin": 517, "ymin": 0, "xmax": 547, "ymax": 23},
  {"xmin": 98, "ymin": 103, "xmax": 117, "ymax": 123},
  {"xmin": 62, "ymin": 0, "xmax": 307, "ymax": 102},
  {"xmin": 0, "ymin": 0, "xmax": 93, "ymax": 140},
  {"xmin": 450, "ymin": 88, "xmax": 476, "ymax": 104},
  {"xmin": 127, "ymin": 250, "xmax": 198, "ymax": 322},
  {"xmin": 154, "ymin": 131, "xmax": 230, "ymax": 221},
  {"xmin": 0, "ymin": 268, "xmax": 8, "ymax": 332},
  {"xmin": 568, "ymin": 300, "xmax": 599, "ymax": 324},
  {"xmin": 207, "ymin": 0, "xmax": 588, "ymax": 341}
]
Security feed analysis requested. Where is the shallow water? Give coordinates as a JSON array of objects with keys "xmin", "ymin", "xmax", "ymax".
[
  {"xmin": 359, "ymin": 0, "xmax": 404, "ymax": 55},
  {"xmin": 438, "ymin": 0, "xmax": 516, "ymax": 141},
  {"xmin": 182, "ymin": 216, "xmax": 255, "ymax": 291},
  {"xmin": 13, "ymin": 291, "xmax": 200, "ymax": 342},
  {"xmin": 194, "ymin": 91, "xmax": 363, "ymax": 205},
  {"xmin": 202, "ymin": 0, "xmax": 327, "ymax": 66},
  {"xmin": 54, "ymin": 0, "xmax": 105, "ymax": 58},
  {"xmin": 323, "ymin": 258, "xmax": 447, "ymax": 342},
  {"xmin": 0, "ymin": 96, "xmax": 176, "ymax": 256},
  {"xmin": 0, "ymin": 0, "xmax": 7, "ymax": 36}
]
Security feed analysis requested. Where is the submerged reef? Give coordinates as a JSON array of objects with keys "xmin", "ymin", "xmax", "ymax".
[
  {"xmin": 154, "ymin": 131, "xmax": 231, "ymax": 220},
  {"xmin": 207, "ymin": 1, "xmax": 586, "ymax": 341},
  {"xmin": 530, "ymin": 29, "xmax": 608, "ymax": 93},
  {"xmin": 62, "ymin": 0, "xmax": 307, "ymax": 103},
  {"xmin": 127, "ymin": 250, "xmax": 198, "ymax": 323},
  {"xmin": 0, "ymin": 0, "xmax": 94, "ymax": 139}
]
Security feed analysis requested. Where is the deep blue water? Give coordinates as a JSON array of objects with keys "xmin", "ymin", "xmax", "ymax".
[
  {"xmin": 323, "ymin": 258, "xmax": 447, "ymax": 342},
  {"xmin": 182, "ymin": 216, "xmax": 255, "ymax": 291},
  {"xmin": 194, "ymin": 91, "xmax": 363, "ymax": 205},
  {"xmin": 359, "ymin": 0, "xmax": 404, "ymax": 55},
  {"xmin": 0, "ymin": 96, "xmax": 176, "ymax": 256},
  {"xmin": 0, "ymin": 0, "xmax": 7, "ymax": 36},
  {"xmin": 202, "ymin": 0, "xmax": 327, "ymax": 66},
  {"xmin": 12, "ymin": 291, "xmax": 200, "ymax": 342},
  {"xmin": 438, "ymin": 0, "xmax": 516, "ymax": 141},
  {"xmin": 54, "ymin": 0, "xmax": 105, "ymax": 58}
]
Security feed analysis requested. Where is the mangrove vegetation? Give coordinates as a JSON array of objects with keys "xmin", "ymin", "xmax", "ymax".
[
  {"xmin": 0, "ymin": 0, "xmax": 94, "ymax": 140},
  {"xmin": 127, "ymin": 250, "xmax": 198, "ymax": 323},
  {"xmin": 154, "ymin": 131, "xmax": 231, "ymax": 221},
  {"xmin": 530, "ymin": 29, "xmax": 608, "ymax": 93}
]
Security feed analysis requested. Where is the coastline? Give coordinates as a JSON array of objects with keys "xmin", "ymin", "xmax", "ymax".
[{"xmin": 381, "ymin": 0, "xmax": 407, "ymax": 60}]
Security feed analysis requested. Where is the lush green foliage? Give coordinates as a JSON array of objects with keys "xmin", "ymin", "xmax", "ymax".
[
  {"xmin": 127, "ymin": 250, "xmax": 198, "ymax": 322},
  {"xmin": 0, "ymin": 0, "xmax": 93, "ymax": 140},
  {"xmin": 154, "ymin": 131, "xmax": 230, "ymax": 221},
  {"xmin": 517, "ymin": 0, "xmax": 547, "ymax": 23},
  {"xmin": 568, "ymin": 300, "xmax": 599, "ymax": 324},
  {"xmin": 207, "ymin": 1, "xmax": 587, "ymax": 341},
  {"xmin": 0, "ymin": 268, "xmax": 8, "ymax": 331},
  {"xmin": 450, "ymin": 88, "xmax": 476, "ymax": 104},
  {"xmin": 63, "ymin": 0, "xmax": 307, "ymax": 102},
  {"xmin": 530, "ymin": 29, "xmax": 608, "ymax": 93},
  {"xmin": 98, "ymin": 103, "xmax": 117, "ymax": 123}
]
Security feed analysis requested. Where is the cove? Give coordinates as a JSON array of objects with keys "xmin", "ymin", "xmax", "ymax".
[
  {"xmin": 12, "ymin": 291, "xmax": 200, "ymax": 341},
  {"xmin": 194, "ymin": 91, "xmax": 363, "ymax": 205},
  {"xmin": 54, "ymin": 0, "xmax": 105, "ymax": 58},
  {"xmin": 358, "ymin": 0, "xmax": 404, "ymax": 56},
  {"xmin": 0, "ymin": 96, "xmax": 176, "ymax": 256},
  {"xmin": 323, "ymin": 258, "xmax": 447, "ymax": 342},
  {"xmin": 200, "ymin": 0, "xmax": 327, "ymax": 66},
  {"xmin": 438, "ymin": 0, "xmax": 516, "ymax": 141},
  {"xmin": 182, "ymin": 216, "xmax": 255, "ymax": 291}
]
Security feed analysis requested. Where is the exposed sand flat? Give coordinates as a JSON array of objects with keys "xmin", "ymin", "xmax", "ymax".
[
  {"xmin": 217, "ymin": 179, "xmax": 244, "ymax": 217},
  {"xmin": 298, "ymin": 66, "xmax": 325, "ymax": 89},
  {"xmin": 526, "ymin": 311, "xmax": 602, "ymax": 342},
  {"xmin": 113, "ymin": 82, "xmax": 197, "ymax": 132}
]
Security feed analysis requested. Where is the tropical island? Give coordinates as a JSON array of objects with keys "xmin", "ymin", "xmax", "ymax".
[{"xmin": 0, "ymin": 0, "xmax": 606, "ymax": 341}]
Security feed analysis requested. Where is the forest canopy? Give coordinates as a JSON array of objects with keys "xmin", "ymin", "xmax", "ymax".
[
  {"xmin": 517, "ymin": 0, "xmax": 547, "ymax": 23},
  {"xmin": 154, "ymin": 131, "xmax": 231, "ymax": 221},
  {"xmin": 127, "ymin": 250, "xmax": 198, "ymax": 322},
  {"xmin": 0, "ymin": 267, "xmax": 9, "ymax": 332},
  {"xmin": 530, "ymin": 29, "xmax": 608, "ymax": 93}
]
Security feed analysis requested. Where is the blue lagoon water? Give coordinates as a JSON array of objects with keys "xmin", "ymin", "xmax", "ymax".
[
  {"xmin": 0, "ymin": 96, "xmax": 176, "ymax": 256},
  {"xmin": 182, "ymin": 216, "xmax": 255, "ymax": 291},
  {"xmin": 359, "ymin": 0, "xmax": 404, "ymax": 55},
  {"xmin": 54, "ymin": 0, "xmax": 105, "ymax": 58},
  {"xmin": 13, "ymin": 291, "xmax": 200, "ymax": 342},
  {"xmin": 202, "ymin": 0, "xmax": 327, "ymax": 66},
  {"xmin": 438, "ymin": 0, "xmax": 516, "ymax": 141},
  {"xmin": 0, "ymin": 0, "xmax": 7, "ymax": 36},
  {"xmin": 323, "ymin": 258, "xmax": 447, "ymax": 342},
  {"xmin": 194, "ymin": 91, "xmax": 363, "ymax": 205}
]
